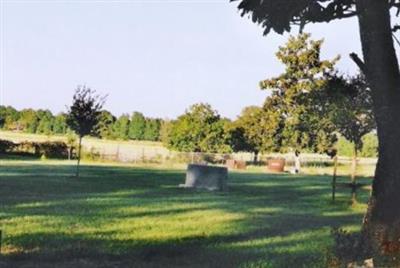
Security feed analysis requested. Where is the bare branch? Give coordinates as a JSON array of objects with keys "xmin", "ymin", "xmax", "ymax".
[{"xmin": 349, "ymin": 53, "xmax": 366, "ymax": 74}]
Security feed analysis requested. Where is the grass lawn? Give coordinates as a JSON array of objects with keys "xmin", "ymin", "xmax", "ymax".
[{"xmin": 0, "ymin": 159, "xmax": 371, "ymax": 267}]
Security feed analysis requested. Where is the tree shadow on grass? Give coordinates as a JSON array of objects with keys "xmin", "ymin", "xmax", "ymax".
[
  {"xmin": 0, "ymin": 164, "xmax": 185, "ymax": 206},
  {"xmin": 0, "ymin": 162, "xmax": 370, "ymax": 267}
]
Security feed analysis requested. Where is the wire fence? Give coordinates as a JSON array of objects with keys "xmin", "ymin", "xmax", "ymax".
[{"xmin": 82, "ymin": 142, "xmax": 377, "ymax": 167}]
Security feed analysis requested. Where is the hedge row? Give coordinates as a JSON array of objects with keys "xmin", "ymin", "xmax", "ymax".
[{"xmin": 0, "ymin": 139, "xmax": 72, "ymax": 159}]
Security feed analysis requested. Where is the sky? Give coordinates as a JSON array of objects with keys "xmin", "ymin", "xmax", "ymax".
[{"xmin": 0, "ymin": 0, "xmax": 362, "ymax": 119}]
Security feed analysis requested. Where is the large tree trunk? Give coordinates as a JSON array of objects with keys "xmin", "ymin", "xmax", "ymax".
[{"xmin": 356, "ymin": 0, "xmax": 400, "ymax": 254}]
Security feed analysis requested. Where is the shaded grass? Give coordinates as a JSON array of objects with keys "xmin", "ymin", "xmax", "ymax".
[{"xmin": 0, "ymin": 159, "xmax": 371, "ymax": 267}]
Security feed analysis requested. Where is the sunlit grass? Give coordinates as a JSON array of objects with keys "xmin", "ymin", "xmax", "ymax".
[{"xmin": 0, "ymin": 159, "xmax": 371, "ymax": 267}]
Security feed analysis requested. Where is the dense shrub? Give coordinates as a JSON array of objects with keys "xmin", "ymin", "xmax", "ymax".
[
  {"xmin": 15, "ymin": 141, "xmax": 40, "ymax": 155},
  {"xmin": 37, "ymin": 141, "xmax": 69, "ymax": 158},
  {"xmin": 0, "ymin": 139, "xmax": 16, "ymax": 153},
  {"xmin": 3, "ymin": 139, "xmax": 68, "ymax": 159}
]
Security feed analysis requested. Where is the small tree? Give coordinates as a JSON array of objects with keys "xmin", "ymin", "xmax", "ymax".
[
  {"xmin": 325, "ymin": 74, "xmax": 375, "ymax": 193},
  {"xmin": 66, "ymin": 86, "xmax": 106, "ymax": 177}
]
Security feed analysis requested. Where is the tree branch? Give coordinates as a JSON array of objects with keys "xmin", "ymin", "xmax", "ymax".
[{"xmin": 350, "ymin": 52, "xmax": 366, "ymax": 74}]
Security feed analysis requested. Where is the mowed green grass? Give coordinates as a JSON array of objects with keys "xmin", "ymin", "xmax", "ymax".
[{"xmin": 0, "ymin": 159, "xmax": 371, "ymax": 267}]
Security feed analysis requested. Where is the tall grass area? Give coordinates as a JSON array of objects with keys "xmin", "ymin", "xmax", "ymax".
[{"xmin": 0, "ymin": 158, "xmax": 372, "ymax": 267}]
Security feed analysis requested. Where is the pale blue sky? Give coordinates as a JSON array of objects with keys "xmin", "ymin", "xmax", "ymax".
[{"xmin": 1, "ymin": 0, "xmax": 361, "ymax": 119}]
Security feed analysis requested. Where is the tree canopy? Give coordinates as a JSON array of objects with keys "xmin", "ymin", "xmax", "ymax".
[
  {"xmin": 233, "ymin": 0, "xmax": 400, "ymax": 35},
  {"xmin": 260, "ymin": 33, "xmax": 338, "ymax": 154},
  {"xmin": 66, "ymin": 86, "xmax": 106, "ymax": 177},
  {"xmin": 166, "ymin": 103, "xmax": 231, "ymax": 153},
  {"xmin": 129, "ymin": 112, "xmax": 146, "ymax": 140},
  {"xmin": 324, "ymin": 74, "xmax": 375, "ymax": 153}
]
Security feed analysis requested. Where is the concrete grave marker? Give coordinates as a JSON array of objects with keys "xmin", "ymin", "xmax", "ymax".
[{"xmin": 180, "ymin": 164, "xmax": 227, "ymax": 191}]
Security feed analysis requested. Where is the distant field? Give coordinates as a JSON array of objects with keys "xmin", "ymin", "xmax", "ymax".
[
  {"xmin": 0, "ymin": 159, "xmax": 371, "ymax": 267},
  {"xmin": 0, "ymin": 130, "xmax": 163, "ymax": 147}
]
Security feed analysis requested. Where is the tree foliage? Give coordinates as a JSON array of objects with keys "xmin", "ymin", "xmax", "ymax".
[
  {"xmin": 36, "ymin": 110, "xmax": 54, "ymax": 135},
  {"xmin": 113, "ymin": 114, "xmax": 130, "ymax": 140},
  {"xmin": 143, "ymin": 118, "xmax": 161, "ymax": 141},
  {"xmin": 94, "ymin": 110, "xmax": 116, "ymax": 139},
  {"xmin": 18, "ymin": 109, "xmax": 40, "ymax": 133},
  {"xmin": 337, "ymin": 133, "xmax": 378, "ymax": 158},
  {"xmin": 53, "ymin": 113, "xmax": 68, "ymax": 134},
  {"xmin": 324, "ymin": 74, "xmax": 375, "ymax": 153},
  {"xmin": 66, "ymin": 86, "xmax": 105, "ymax": 138},
  {"xmin": 260, "ymin": 33, "xmax": 338, "ymax": 154},
  {"xmin": 129, "ymin": 112, "xmax": 146, "ymax": 140},
  {"xmin": 0, "ymin": 106, "xmax": 69, "ymax": 135},
  {"xmin": 0, "ymin": 105, "xmax": 164, "ymax": 143},
  {"xmin": 233, "ymin": 0, "xmax": 400, "ymax": 35},
  {"xmin": 167, "ymin": 103, "xmax": 231, "ymax": 153},
  {"xmin": 227, "ymin": 104, "xmax": 283, "ymax": 159}
]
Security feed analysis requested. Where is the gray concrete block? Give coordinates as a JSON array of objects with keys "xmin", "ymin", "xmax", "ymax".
[{"xmin": 180, "ymin": 164, "xmax": 227, "ymax": 191}]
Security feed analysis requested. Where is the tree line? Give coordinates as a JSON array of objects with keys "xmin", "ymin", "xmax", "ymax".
[
  {"xmin": 0, "ymin": 100, "xmax": 377, "ymax": 159},
  {"xmin": 0, "ymin": 106, "xmax": 162, "ymax": 142}
]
